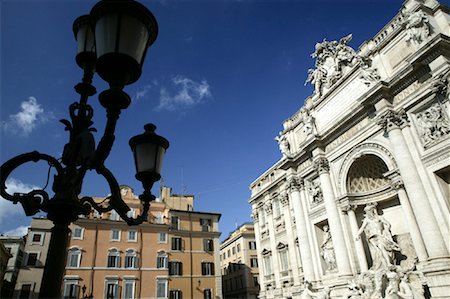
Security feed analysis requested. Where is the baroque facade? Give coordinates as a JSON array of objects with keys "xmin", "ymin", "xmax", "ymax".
[
  {"xmin": 220, "ymin": 223, "xmax": 260, "ymax": 299},
  {"xmin": 249, "ymin": 1, "xmax": 450, "ymax": 299}
]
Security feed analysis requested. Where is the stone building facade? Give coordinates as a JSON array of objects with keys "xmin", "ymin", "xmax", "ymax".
[
  {"xmin": 0, "ymin": 235, "xmax": 25, "ymax": 298},
  {"xmin": 249, "ymin": 0, "xmax": 450, "ymax": 298},
  {"xmin": 0, "ymin": 239, "xmax": 12, "ymax": 296},
  {"xmin": 63, "ymin": 185, "xmax": 222, "ymax": 299},
  {"xmin": 220, "ymin": 223, "xmax": 260, "ymax": 299}
]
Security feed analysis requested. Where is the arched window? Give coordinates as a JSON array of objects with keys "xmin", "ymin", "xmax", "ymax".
[
  {"xmin": 124, "ymin": 249, "xmax": 137, "ymax": 268},
  {"xmin": 107, "ymin": 249, "xmax": 120, "ymax": 268},
  {"xmin": 347, "ymin": 154, "xmax": 390, "ymax": 193},
  {"xmin": 67, "ymin": 247, "xmax": 81, "ymax": 268}
]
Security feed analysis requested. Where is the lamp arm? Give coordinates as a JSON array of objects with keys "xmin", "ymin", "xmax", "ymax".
[
  {"xmin": 0, "ymin": 151, "xmax": 64, "ymax": 216},
  {"xmin": 95, "ymin": 164, "xmax": 152, "ymax": 226}
]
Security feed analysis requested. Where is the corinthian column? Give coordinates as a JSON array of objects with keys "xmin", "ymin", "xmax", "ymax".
[
  {"xmin": 287, "ymin": 175, "xmax": 316, "ymax": 282},
  {"xmin": 314, "ymin": 157, "xmax": 352, "ymax": 276},
  {"xmin": 343, "ymin": 204, "xmax": 368, "ymax": 272},
  {"xmin": 378, "ymin": 109, "xmax": 448, "ymax": 257},
  {"xmin": 280, "ymin": 193, "xmax": 300, "ymax": 285}
]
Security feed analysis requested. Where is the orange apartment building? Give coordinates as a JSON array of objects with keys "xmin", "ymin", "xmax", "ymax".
[{"xmin": 64, "ymin": 185, "xmax": 222, "ymax": 299}]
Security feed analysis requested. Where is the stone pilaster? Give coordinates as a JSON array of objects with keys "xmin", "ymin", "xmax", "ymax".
[
  {"xmin": 314, "ymin": 157, "xmax": 352, "ymax": 276},
  {"xmin": 378, "ymin": 109, "xmax": 448, "ymax": 258},
  {"xmin": 280, "ymin": 193, "xmax": 301, "ymax": 286},
  {"xmin": 265, "ymin": 199, "xmax": 281, "ymax": 288},
  {"xmin": 252, "ymin": 208, "xmax": 265, "ymax": 288},
  {"xmin": 287, "ymin": 175, "xmax": 316, "ymax": 282}
]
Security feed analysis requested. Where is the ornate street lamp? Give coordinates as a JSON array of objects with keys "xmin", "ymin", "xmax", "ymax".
[{"xmin": 0, "ymin": 1, "xmax": 167, "ymax": 298}]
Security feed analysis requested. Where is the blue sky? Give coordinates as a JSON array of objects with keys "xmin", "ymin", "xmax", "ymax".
[{"xmin": 0, "ymin": 0, "xmax": 424, "ymax": 240}]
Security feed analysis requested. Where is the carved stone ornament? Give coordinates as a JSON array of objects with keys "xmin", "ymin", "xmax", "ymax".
[
  {"xmin": 314, "ymin": 157, "xmax": 330, "ymax": 174},
  {"xmin": 403, "ymin": 10, "xmax": 431, "ymax": 45},
  {"xmin": 359, "ymin": 57, "xmax": 381, "ymax": 86},
  {"xmin": 307, "ymin": 179, "xmax": 324, "ymax": 204},
  {"xmin": 320, "ymin": 224, "xmax": 337, "ymax": 271},
  {"xmin": 287, "ymin": 177, "xmax": 303, "ymax": 192},
  {"xmin": 391, "ymin": 179, "xmax": 404, "ymax": 190},
  {"xmin": 377, "ymin": 109, "xmax": 409, "ymax": 134},
  {"xmin": 415, "ymin": 102, "xmax": 450, "ymax": 148},
  {"xmin": 305, "ymin": 34, "xmax": 358, "ymax": 97},
  {"xmin": 280, "ymin": 193, "xmax": 290, "ymax": 207},
  {"xmin": 275, "ymin": 131, "xmax": 292, "ymax": 158},
  {"xmin": 264, "ymin": 202, "xmax": 273, "ymax": 215},
  {"xmin": 251, "ymin": 210, "xmax": 259, "ymax": 221},
  {"xmin": 431, "ymin": 69, "xmax": 450, "ymax": 101}
]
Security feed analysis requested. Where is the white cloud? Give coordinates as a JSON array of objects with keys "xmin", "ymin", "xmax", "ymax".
[
  {"xmin": 132, "ymin": 80, "xmax": 159, "ymax": 102},
  {"xmin": 0, "ymin": 178, "xmax": 38, "ymax": 224},
  {"xmin": 155, "ymin": 75, "xmax": 212, "ymax": 112},
  {"xmin": 2, "ymin": 226, "xmax": 29, "ymax": 237},
  {"xmin": 1, "ymin": 97, "xmax": 53, "ymax": 136}
]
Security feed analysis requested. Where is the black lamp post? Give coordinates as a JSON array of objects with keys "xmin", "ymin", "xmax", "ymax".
[{"xmin": 0, "ymin": 1, "xmax": 167, "ymax": 298}]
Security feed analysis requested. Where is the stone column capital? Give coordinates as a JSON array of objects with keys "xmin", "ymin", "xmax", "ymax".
[
  {"xmin": 341, "ymin": 202, "xmax": 357, "ymax": 213},
  {"xmin": 377, "ymin": 108, "xmax": 409, "ymax": 134},
  {"xmin": 287, "ymin": 176, "xmax": 304, "ymax": 192},
  {"xmin": 314, "ymin": 157, "xmax": 330, "ymax": 174}
]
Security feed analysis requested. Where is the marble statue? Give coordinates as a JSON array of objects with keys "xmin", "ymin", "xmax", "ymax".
[
  {"xmin": 356, "ymin": 203, "xmax": 401, "ymax": 270},
  {"xmin": 300, "ymin": 108, "xmax": 317, "ymax": 136},
  {"xmin": 320, "ymin": 225, "xmax": 337, "ymax": 271},
  {"xmin": 275, "ymin": 132, "xmax": 291, "ymax": 157},
  {"xmin": 403, "ymin": 10, "xmax": 431, "ymax": 45},
  {"xmin": 308, "ymin": 180, "xmax": 323, "ymax": 204},
  {"xmin": 359, "ymin": 58, "xmax": 381, "ymax": 86}
]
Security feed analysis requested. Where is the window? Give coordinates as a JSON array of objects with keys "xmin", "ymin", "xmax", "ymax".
[
  {"xmin": 105, "ymin": 279, "xmax": 119, "ymax": 299},
  {"xmin": 227, "ymin": 249, "xmax": 230, "ymax": 258},
  {"xmin": 237, "ymin": 244, "xmax": 241, "ymax": 252},
  {"xmin": 63, "ymin": 280, "xmax": 79, "ymax": 299},
  {"xmin": 253, "ymin": 275, "xmax": 259, "ymax": 286},
  {"xmin": 128, "ymin": 230, "xmax": 137, "ymax": 242},
  {"xmin": 263, "ymin": 256, "xmax": 273, "ymax": 274},
  {"xmin": 123, "ymin": 279, "xmax": 135, "ymax": 299},
  {"xmin": 67, "ymin": 248, "xmax": 81, "ymax": 268},
  {"xmin": 200, "ymin": 219, "xmax": 211, "ymax": 232},
  {"xmin": 125, "ymin": 249, "xmax": 137, "ymax": 268},
  {"xmin": 168, "ymin": 261, "xmax": 183, "ymax": 276},
  {"xmin": 111, "ymin": 229, "xmax": 120, "ymax": 241},
  {"xmin": 222, "ymin": 253, "xmax": 225, "ymax": 260},
  {"xmin": 279, "ymin": 249, "xmax": 289, "ymax": 272},
  {"xmin": 170, "ymin": 216, "xmax": 179, "ymax": 230},
  {"xmin": 232, "ymin": 247, "xmax": 236, "ymax": 254},
  {"xmin": 203, "ymin": 239, "xmax": 213, "ymax": 252},
  {"xmin": 249, "ymin": 241, "xmax": 257, "ymax": 250},
  {"xmin": 31, "ymin": 233, "xmax": 44, "ymax": 245},
  {"xmin": 169, "ymin": 290, "xmax": 182, "ymax": 299},
  {"xmin": 26, "ymin": 252, "xmax": 38, "ymax": 266},
  {"xmin": 158, "ymin": 232, "xmax": 167, "ymax": 243},
  {"xmin": 250, "ymin": 257, "xmax": 258, "ymax": 268},
  {"xmin": 156, "ymin": 279, "xmax": 167, "ymax": 298},
  {"xmin": 107, "ymin": 249, "xmax": 120, "ymax": 268},
  {"xmin": 201, "ymin": 262, "xmax": 215, "ymax": 275},
  {"xmin": 273, "ymin": 199, "xmax": 281, "ymax": 218},
  {"xmin": 72, "ymin": 227, "xmax": 83, "ymax": 240},
  {"xmin": 19, "ymin": 284, "xmax": 32, "ymax": 298},
  {"xmin": 203, "ymin": 289, "xmax": 212, "ymax": 299},
  {"xmin": 157, "ymin": 252, "xmax": 168, "ymax": 269},
  {"xmin": 171, "ymin": 237, "xmax": 182, "ymax": 251},
  {"xmin": 110, "ymin": 210, "xmax": 119, "ymax": 221}
]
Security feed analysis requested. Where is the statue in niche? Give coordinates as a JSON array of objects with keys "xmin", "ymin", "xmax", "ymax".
[
  {"xmin": 308, "ymin": 180, "xmax": 323, "ymax": 204},
  {"xmin": 416, "ymin": 103, "xmax": 450, "ymax": 147},
  {"xmin": 275, "ymin": 132, "xmax": 291, "ymax": 157},
  {"xmin": 320, "ymin": 224, "xmax": 337, "ymax": 271},
  {"xmin": 403, "ymin": 10, "xmax": 431, "ymax": 45},
  {"xmin": 300, "ymin": 281, "xmax": 315, "ymax": 299},
  {"xmin": 355, "ymin": 203, "xmax": 401, "ymax": 270}
]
